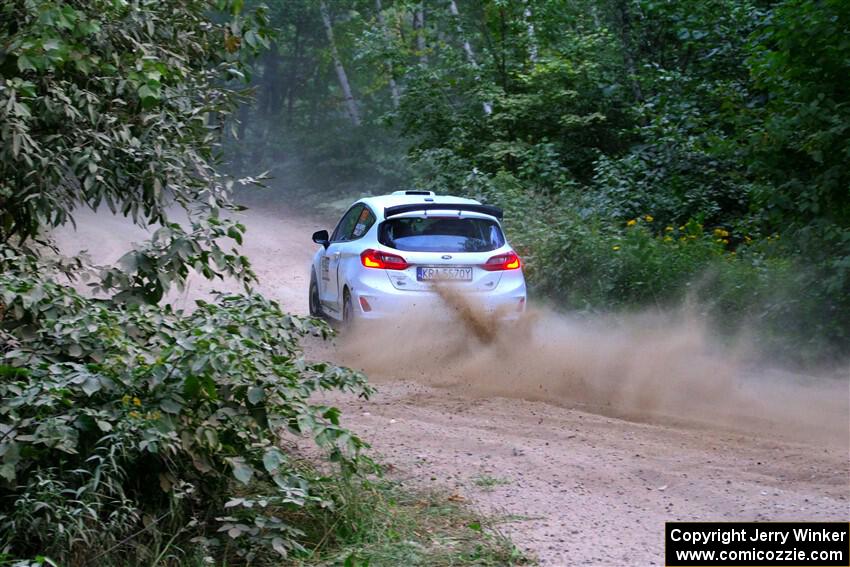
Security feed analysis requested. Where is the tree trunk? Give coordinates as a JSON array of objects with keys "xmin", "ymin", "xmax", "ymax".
[
  {"xmin": 591, "ymin": 4, "xmax": 602, "ymax": 30},
  {"xmin": 448, "ymin": 0, "xmax": 492, "ymax": 114},
  {"xmin": 524, "ymin": 0, "xmax": 538, "ymax": 62},
  {"xmin": 308, "ymin": 65, "xmax": 324, "ymax": 128},
  {"xmin": 448, "ymin": 0, "xmax": 477, "ymax": 68},
  {"xmin": 260, "ymin": 44, "xmax": 281, "ymax": 116},
  {"xmin": 375, "ymin": 0, "xmax": 401, "ymax": 108},
  {"xmin": 285, "ymin": 21, "xmax": 303, "ymax": 127},
  {"xmin": 414, "ymin": 2, "xmax": 428, "ymax": 65},
  {"xmin": 319, "ymin": 1, "xmax": 361, "ymax": 125}
]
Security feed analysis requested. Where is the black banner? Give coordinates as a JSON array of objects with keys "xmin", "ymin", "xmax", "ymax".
[{"xmin": 666, "ymin": 522, "xmax": 849, "ymax": 566}]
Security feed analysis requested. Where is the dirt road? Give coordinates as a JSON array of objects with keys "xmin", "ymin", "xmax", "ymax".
[
  {"xmin": 56, "ymin": 202, "xmax": 850, "ymax": 566},
  {"xmin": 54, "ymin": 201, "xmax": 323, "ymax": 314},
  {"xmin": 313, "ymin": 381, "xmax": 848, "ymax": 565}
]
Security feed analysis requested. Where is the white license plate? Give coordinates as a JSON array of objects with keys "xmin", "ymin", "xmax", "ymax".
[{"xmin": 416, "ymin": 266, "xmax": 473, "ymax": 281}]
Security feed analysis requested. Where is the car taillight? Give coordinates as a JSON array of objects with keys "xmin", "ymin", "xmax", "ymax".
[
  {"xmin": 361, "ymin": 249, "xmax": 409, "ymax": 270},
  {"xmin": 482, "ymin": 251, "xmax": 521, "ymax": 271}
]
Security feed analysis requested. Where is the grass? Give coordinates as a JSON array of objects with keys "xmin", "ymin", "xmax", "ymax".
[
  {"xmin": 27, "ymin": 456, "xmax": 528, "ymax": 567},
  {"xmin": 471, "ymin": 476, "xmax": 512, "ymax": 491},
  {"xmin": 50, "ymin": 472, "xmax": 532, "ymax": 567},
  {"xmin": 287, "ymin": 477, "xmax": 532, "ymax": 566},
  {"xmin": 70, "ymin": 477, "xmax": 531, "ymax": 567}
]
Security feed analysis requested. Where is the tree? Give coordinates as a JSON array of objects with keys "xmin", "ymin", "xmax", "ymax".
[
  {"xmin": 413, "ymin": 1, "xmax": 429, "ymax": 65},
  {"xmin": 375, "ymin": 0, "xmax": 401, "ymax": 108},
  {"xmin": 320, "ymin": 0, "xmax": 362, "ymax": 125},
  {"xmin": 218, "ymin": 0, "xmax": 849, "ymax": 361},
  {"xmin": 0, "ymin": 0, "xmax": 269, "ymax": 302},
  {"xmin": 0, "ymin": 1, "xmax": 377, "ymax": 564},
  {"xmin": 448, "ymin": 0, "xmax": 492, "ymax": 114}
]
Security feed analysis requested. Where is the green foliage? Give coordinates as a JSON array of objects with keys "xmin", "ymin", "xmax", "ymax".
[
  {"xmin": 97, "ymin": 215, "xmax": 256, "ymax": 305},
  {"xmin": 0, "ymin": 2, "xmax": 539, "ymax": 566},
  {"xmin": 224, "ymin": 0, "xmax": 408, "ymax": 201},
  {"xmin": 227, "ymin": 0, "xmax": 848, "ymax": 362},
  {"xmin": 744, "ymin": 0, "xmax": 850, "ymax": 331},
  {"xmin": 289, "ymin": 478, "xmax": 529, "ymax": 566},
  {"xmin": 471, "ymin": 475, "xmax": 511, "ymax": 490},
  {"xmin": 398, "ymin": 10, "xmax": 629, "ymax": 189},
  {"xmin": 0, "ymin": 252, "xmax": 372, "ymax": 563},
  {"xmin": 371, "ymin": 0, "xmax": 850, "ymax": 363},
  {"xmin": 747, "ymin": 0, "xmax": 850, "ymax": 227},
  {"xmin": 0, "ymin": 0, "xmax": 269, "ymax": 302}
]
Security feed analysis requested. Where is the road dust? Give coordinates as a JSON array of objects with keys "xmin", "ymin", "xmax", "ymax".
[
  {"xmin": 54, "ymin": 206, "xmax": 849, "ymax": 564},
  {"xmin": 53, "ymin": 207, "xmax": 848, "ymax": 447},
  {"xmin": 339, "ymin": 287, "xmax": 849, "ymax": 446}
]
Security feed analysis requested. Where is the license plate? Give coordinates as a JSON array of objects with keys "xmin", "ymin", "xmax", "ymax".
[{"xmin": 416, "ymin": 266, "xmax": 473, "ymax": 281}]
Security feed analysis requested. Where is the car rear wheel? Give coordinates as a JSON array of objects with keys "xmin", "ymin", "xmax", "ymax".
[{"xmin": 309, "ymin": 271, "xmax": 323, "ymax": 317}]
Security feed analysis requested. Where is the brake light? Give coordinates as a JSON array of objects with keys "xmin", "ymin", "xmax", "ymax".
[
  {"xmin": 482, "ymin": 251, "xmax": 521, "ymax": 271},
  {"xmin": 360, "ymin": 249, "xmax": 409, "ymax": 270}
]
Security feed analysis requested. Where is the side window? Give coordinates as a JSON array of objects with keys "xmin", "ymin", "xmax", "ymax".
[
  {"xmin": 331, "ymin": 205, "xmax": 363, "ymax": 242},
  {"xmin": 331, "ymin": 204, "xmax": 375, "ymax": 242},
  {"xmin": 351, "ymin": 206, "xmax": 376, "ymax": 239}
]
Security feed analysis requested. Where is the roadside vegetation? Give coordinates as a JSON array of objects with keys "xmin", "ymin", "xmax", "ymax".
[
  {"xmin": 288, "ymin": 479, "xmax": 526, "ymax": 566},
  {"xmin": 1, "ymin": 0, "xmax": 846, "ymax": 563},
  {"xmin": 229, "ymin": 0, "xmax": 849, "ymax": 366},
  {"xmin": 0, "ymin": 1, "xmax": 523, "ymax": 565},
  {"xmin": 472, "ymin": 476, "xmax": 512, "ymax": 491}
]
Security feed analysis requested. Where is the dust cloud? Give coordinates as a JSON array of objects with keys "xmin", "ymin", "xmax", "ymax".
[
  {"xmin": 338, "ymin": 288, "xmax": 849, "ymax": 446},
  {"xmin": 53, "ymin": 208, "xmax": 848, "ymax": 447}
]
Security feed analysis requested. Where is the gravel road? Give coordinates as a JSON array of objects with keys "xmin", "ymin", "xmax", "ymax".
[{"xmin": 56, "ymin": 201, "xmax": 850, "ymax": 566}]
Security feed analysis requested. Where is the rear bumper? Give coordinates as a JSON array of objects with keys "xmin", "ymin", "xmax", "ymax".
[{"xmin": 349, "ymin": 271, "xmax": 527, "ymax": 321}]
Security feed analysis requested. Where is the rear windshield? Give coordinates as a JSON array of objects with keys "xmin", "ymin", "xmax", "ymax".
[{"xmin": 378, "ymin": 217, "xmax": 505, "ymax": 252}]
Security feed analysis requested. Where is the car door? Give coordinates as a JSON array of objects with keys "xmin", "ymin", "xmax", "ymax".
[{"xmin": 320, "ymin": 205, "xmax": 364, "ymax": 311}]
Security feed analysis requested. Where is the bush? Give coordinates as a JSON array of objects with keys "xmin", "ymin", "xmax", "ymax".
[
  {"xmin": 451, "ymin": 171, "xmax": 845, "ymax": 363},
  {"xmin": 0, "ymin": 252, "xmax": 372, "ymax": 564},
  {"xmin": 527, "ymin": 208, "xmax": 844, "ymax": 362}
]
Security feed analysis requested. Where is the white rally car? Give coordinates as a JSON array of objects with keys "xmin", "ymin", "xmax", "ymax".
[{"xmin": 308, "ymin": 191, "xmax": 527, "ymax": 323}]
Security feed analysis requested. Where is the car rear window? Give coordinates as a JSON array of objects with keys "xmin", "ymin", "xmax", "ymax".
[{"xmin": 378, "ymin": 217, "xmax": 505, "ymax": 252}]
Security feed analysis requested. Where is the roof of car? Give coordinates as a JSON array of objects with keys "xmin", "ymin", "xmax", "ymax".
[{"xmin": 358, "ymin": 192, "xmax": 484, "ymax": 220}]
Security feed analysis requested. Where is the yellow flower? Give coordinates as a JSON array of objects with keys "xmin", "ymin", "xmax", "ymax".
[
  {"xmin": 644, "ymin": 215, "xmax": 654, "ymax": 222},
  {"xmin": 688, "ymin": 235, "xmax": 696, "ymax": 240},
  {"xmin": 122, "ymin": 395, "xmax": 131, "ymax": 405},
  {"xmin": 612, "ymin": 245, "xmax": 621, "ymax": 251},
  {"xmin": 722, "ymin": 239, "xmax": 729, "ymax": 245},
  {"xmin": 679, "ymin": 236, "xmax": 687, "ymax": 242},
  {"xmin": 744, "ymin": 236, "xmax": 752, "ymax": 243},
  {"xmin": 665, "ymin": 226, "xmax": 674, "ymax": 232},
  {"xmin": 679, "ymin": 225, "xmax": 685, "ymax": 231},
  {"xmin": 714, "ymin": 228, "xmax": 724, "ymax": 237},
  {"xmin": 716, "ymin": 238, "xmax": 724, "ymax": 243},
  {"xmin": 663, "ymin": 236, "xmax": 673, "ymax": 243},
  {"xmin": 133, "ymin": 397, "xmax": 142, "ymax": 407},
  {"xmin": 626, "ymin": 219, "xmax": 636, "ymax": 227},
  {"xmin": 129, "ymin": 411, "xmax": 141, "ymax": 419}
]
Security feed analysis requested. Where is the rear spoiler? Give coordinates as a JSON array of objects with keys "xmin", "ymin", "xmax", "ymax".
[{"xmin": 383, "ymin": 203, "xmax": 503, "ymax": 220}]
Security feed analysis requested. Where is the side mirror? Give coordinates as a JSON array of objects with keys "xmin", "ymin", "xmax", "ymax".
[{"xmin": 312, "ymin": 230, "xmax": 330, "ymax": 248}]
